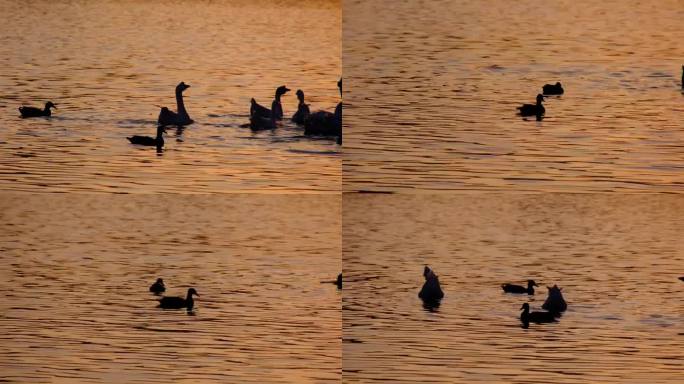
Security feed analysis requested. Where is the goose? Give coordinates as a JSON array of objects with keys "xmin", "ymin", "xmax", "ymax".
[
  {"xmin": 520, "ymin": 303, "xmax": 557, "ymax": 327},
  {"xmin": 291, "ymin": 89, "xmax": 311, "ymax": 124},
  {"xmin": 250, "ymin": 85, "xmax": 290, "ymax": 130},
  {"xmin": 542, "ymin": 285, "xmax": 567, "ymax": 313},
  {"xmin": 149, "ymin": 278, "xmax": 166, "ymax": 294},
  {"xmin": 502, "ymin": 279, "xmax": 538, "ymax": 295},
  {"xmin": 418, "ymin": 266, "xmax": 444, "ymax": 302},
  {"xmin": 542, "ymin": 82, "xmax": 564, "ymax": 95},
  {"xmin": 517, "ymin": 94, "xmax": 545, "ymax": 117},
  {"xmin": 158, "ymin": 82, "xmax": 193, "ymax": 126},
  {"xmin": 19, "ymin": 101, "xmax": 56, "ymax": 118},
  {"xmin": 304, "ymin": 79, "xmax": 342, "ymax": 137},
  {"xmin": 127, "ymin": 125, "xmax": 166, "ymax": 149},
  {"xmin": 158, "ymin": 288, "xmax": 199, "ymax": 310}
]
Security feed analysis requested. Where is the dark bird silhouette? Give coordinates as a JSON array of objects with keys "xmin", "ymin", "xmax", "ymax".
[
  {"xmin": 304, "ymin": 79, "xmax": 342, "ymax": 137},
  {"xmin": 542, "ymin": 285, "xmax": 567, "ymax": 313},
  {"xmin": 520, "ymin": 303, "xmax": 557, "ymax": 328},
  {"xmin": 158, "ymin": 82, "xmax": 193, "ymax": 126},
  {"xmin": 418, "ymin": 266, "xmax": 444, "ymax": 303},
  {"xmin": 291, "ymin": 89, "xmax": 311, "ymax": 125},
  {"xmin": 336, "ymin": 273, "xmax": 342, "ymax": 289},
  {"xmin": 127, "ymin": 125, "xmax": 166, "ymax": 149},
  {"xmin": 158, "ymin": 288, "xmax": 199, "ymax": 310},
  {"xmin": 19, "ymin": 101, "xmax": 56, "ymax": 118},
  {"xmin": 517, "ymin": 94, "xmax": 546, "ymax": 117},
  {"xmin": 149, "ymin": 278, "xmax": 166, "ymax": 294},
  {"xmin": 502, "ymin": 279, "xmax": 538, "ymax": 295},
  {"xmin": 542, "ymin": 81, "xmax": 564, "ymax": 95},
  {"xmin": 250, "ymin": 85, "xmax": 290, "ymax": 130}
]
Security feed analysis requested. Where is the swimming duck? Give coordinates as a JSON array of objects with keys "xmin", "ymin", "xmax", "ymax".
[
  {"xmin": 19, "ymin": 101, "xmax": 56, "ymax": 118},
  {"xmin": 336, "ymin": 273, "xmax": 342, "ymax": 289},
  {"xmin": 158, "ymin": 288, "xmax": 199, "ymax": 310},
  {"xmin": 158, "ymin": 82, "xmax": 193, "ymax": 126},
  {"xmin": 542, "ymin": 82, "xmax": 564, "ymax": 95},
  {"xmin": 520, "ymin": 303, "xmax": 557, "ymax": 327},
  {"xmin": 541, "ymin": 285, "xmax": 567, "ymax": 313},
  {"xmin": 517, "ymin": 94, "xmax": 545, "ymax": 117},
  {"xmin": 149, "ymin": 278, "xmax": 166, "ymax": 294},
  {"xmin": 418, "ymin": 266, "xmax": 444, "ymax": 302},
  {"xmin": 501, "ymin": 279, "xmax": 538, "ymax": 295},
  {"xmin": 250, "ymin": 85, "xmax": 290, "ymax": 130},
  {"xmin": 304, "ymin": 79, "xmax": 342, "ymax": 137},
  {"xmin": 127, "ymin": 125, "xmax": 166, "ymax": 149},
  {"xmin": 291, "ymin": 90, "xmax": 311, "ymax": 125}
]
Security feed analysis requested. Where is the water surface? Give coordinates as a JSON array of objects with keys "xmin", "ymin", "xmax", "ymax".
[
  {"xmin": 343, "ymin": 0, "xmax": 684, "ymax": 192},
  {"xmin": 0, "ymin": 0, "xmax": 341, "ymax": 193},
  {"xmin": 343, "ymin": 194, "xmax": 683, "ymax": 383},
  {"xmin": 0, "ymin": 193, "xmax": 341, "ymax": 383}
]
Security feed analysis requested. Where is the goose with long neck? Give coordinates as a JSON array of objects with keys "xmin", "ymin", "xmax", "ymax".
[
  {"xmin": 292, "ymin": 89, "xmax": 311, "ymax": 124},
  {"xmin": 158, "ymin": 82, "xmax": 193, "ymax": 126},
  {"xmin": 19, "ymin": 101, "xmax": 57, "ymax": 118},
  {"xmin": 250, "ymin": 85, "xmax": 290, "ymax": 130}
]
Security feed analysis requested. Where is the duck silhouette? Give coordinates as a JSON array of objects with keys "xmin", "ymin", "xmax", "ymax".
[
  {"xmin": 502, "ymin": 279, "xmax": 538, "ymax": 295},
  {"xmin": 19, "ymin": 101, "xmax": 56, "ymax": 118},
  {"xmin": 418, "ymin": 266, "xmax": 444, "ymax": 303},
  {"xmin": 542, "ymin": 82, "xmax": 564, "ymax": 95},
  {"xmin": 158, "ymin": 288, "xmax": 199, "ymax": 310},
  {"xmin": 149, "ymin": 278, "xmax": 166, "ymax": 294},
  {"xmin": 542, "ymin": 285, "xmax": 567, "ymax": 313},
  {"xmin": 517, "ymin": 94, "xmax": 546, "ymax": 117},
  {"xmin": 336, "ymin": 273, "xmax": 342, "ymax": 289},
  {"xmin": 304, "ymin": 79, "xmax": 342, "ymax": 137},
  {"xmin": 158, "ymin": 82, "xmax": 193, "ymax": 126},
  {"xmin": 127, "ymin": 125, "xmax": 166, "ymax": 149},
  {"xmin": 250, "ymin": 85, "xmax": 290, "ymax": 130},
  {"xmin": 291, "ymin": 89, "xmax": 311, "ymax": 125},
  {"xmin": 520, "ymin": 303, "xmax": 557, "ymax": 328}
]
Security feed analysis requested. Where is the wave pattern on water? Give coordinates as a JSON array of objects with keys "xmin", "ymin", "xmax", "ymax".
[
  {"xmin": 343, "ymin": 194, "xmax": 684, "ymax": 383},
  {"xmin": 343, "ymin": 0, "xmax": 684, "ymax": 192},
  {"xmin": 0, "ymin": 194, "xmax": 341, "ymax": 383},
  {"xmin": 0, "ymin": 0, "xmax": 341, "ymax": 193}
]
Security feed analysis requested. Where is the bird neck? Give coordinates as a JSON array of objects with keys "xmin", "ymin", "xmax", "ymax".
[{"xmin": 176, "ymin": 90, "xmax": 188, "ymax": 117}]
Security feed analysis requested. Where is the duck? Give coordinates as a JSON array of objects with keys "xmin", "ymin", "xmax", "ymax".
[
  {"xmin": 149, "ymin": 278, "xmax": 166, "ymax": 294},
  {"xmin": 127, "ymin": 125, "xmax": 166, "ymax": 149},
  {"xmin": 542, "ymin": 82, "xmax": 564, "ymax": 95},
  {"xmin": 158, "ymin": 288, "xmax": 199, "ymax": 310},
  {"xmin": 541, "ymin": 285, "xmax": 567, "ymax": 314},
  {"xmin": 501, "ymin": 279, "xmax": 538, "ymax": 295},
  {"xmin": 304, "ymin": 79, "xmax": 342, "ymax": 137},
  {"xmin": 418, "ymin": 266, "xmax": 444, "ymax": 302},
  {"xmin": 336, "ymin": 273, "xmax": 342, "ymax": 289},
  {"xmin": 520, "ymin": 303, "xmax": 557, "ymax": 327},
  {"xmin": 19, "ymin": 101, "xmax": 56, "ymax": 118},
  {"xmin": 291, "ymin": 89, "xmax": 311, "ymax": 125},
  {"xmin": 158, "ymin": 82, "xmax": 193, "ymax": 126},
  {"xmin": 250, "ymin": 85, "xmax": 290, "ymax": 130},
  {"xmin": 517, "ymin": 94, "xmax": 545, "ymax": 117}
]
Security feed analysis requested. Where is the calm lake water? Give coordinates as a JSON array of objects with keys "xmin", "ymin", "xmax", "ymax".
[
  {"xmin": 0, "ymin": 194, "xmax": 341, "ymax": 383},
  {"xmin": 0, "ymin": 0, "xmax": 341, "ymax": 193},
  {"xmin": 343, "ymin": 0, "xmax": 684, "ymax": 192},
  {"xmin": 343, "ymin": 194, "xmax": 684, "ymax": 383}
]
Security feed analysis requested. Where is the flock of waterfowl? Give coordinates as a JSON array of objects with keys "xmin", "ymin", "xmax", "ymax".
[
  {"xmin": 18, "ymin": 79, "xmax": 343, "ymax": 149},
  {"xmin": 419, "ymin": 266, "xmax": 566, "ymax": 328}
]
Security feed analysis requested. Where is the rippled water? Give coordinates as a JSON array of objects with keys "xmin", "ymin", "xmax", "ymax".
[
  {"xmin": 343, "ymin": 0, "xmax": 684, "ymax": 192},
  {"xmin": 343, "ymin": 194, "xmax": 684, "ymax": 383},
  {"xmin": 0, "ymin": 0, "xmax": 341, "ymax": 193},
  {"xmin": 0, "ymin": 194, "xmax": 341, "ymax": 383}
]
